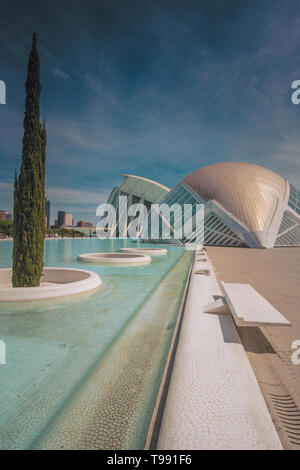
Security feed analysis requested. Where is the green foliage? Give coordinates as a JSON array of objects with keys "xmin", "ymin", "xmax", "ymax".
[
  {"xmin": 12, "ymin": 34, "xmax": 46, "ymax": 287},
  {"xmin": 0, "ymin": 220, "xmax": 13, "ymax": 236},
  {"xmin": 47, "ymin": 228, "xmax": 82, "ymax": 237}
]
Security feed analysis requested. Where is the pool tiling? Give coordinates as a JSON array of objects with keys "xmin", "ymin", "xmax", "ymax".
[{"xmin": 0, "ymin": 239, "xmax": 193, "ymax": 449}]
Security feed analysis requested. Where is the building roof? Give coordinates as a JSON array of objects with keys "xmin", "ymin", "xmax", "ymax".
[
  {"xmin": 120, "ymin": 174, "xmax": 170, "ymax": 203},
  {"xmin": 183, "ymin": 162, "xmax": 287, "ymax": 231}
]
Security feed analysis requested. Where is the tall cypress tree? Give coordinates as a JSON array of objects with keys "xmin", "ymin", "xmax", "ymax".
[{"xmin": 12, "ymin": 33, "xmax": 46, "ymax": 287}]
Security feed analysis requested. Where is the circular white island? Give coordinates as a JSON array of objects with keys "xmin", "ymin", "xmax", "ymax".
[
  {"xmin": 0, "ymin": 267, "xmax": 102, "ymax": 302},
  {"xmin": 77, "ymin": 252, "xmax": 151, "ymax": 266},
  {"xmin": 119, "ymin": 247, "xmax": 168, "ymax": 256}
]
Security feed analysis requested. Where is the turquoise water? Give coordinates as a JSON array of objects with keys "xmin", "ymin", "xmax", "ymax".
[{"xmin": 0, "ymin": 239, "xmax": 192, "ymax": 449}]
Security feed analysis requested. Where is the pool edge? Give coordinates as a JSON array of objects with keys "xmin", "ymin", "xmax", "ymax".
[{"xmin": 144, "ymin": 251, "xmax": 195, "ymax": 450}]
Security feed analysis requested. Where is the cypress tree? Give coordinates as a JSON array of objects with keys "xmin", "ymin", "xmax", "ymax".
[{"xmin": 12, "ymin": 33, "xmax": 46, "ymax": 287}]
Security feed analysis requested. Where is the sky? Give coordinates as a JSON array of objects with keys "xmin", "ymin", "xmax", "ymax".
[{"xmin": 0, "ymin": 0, "xmax": 300, "ymax": 225}]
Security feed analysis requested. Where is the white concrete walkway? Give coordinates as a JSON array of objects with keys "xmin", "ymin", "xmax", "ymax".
[{"xmin": 157, "ymin": 250, "xmax": 282, "ymax": 450}]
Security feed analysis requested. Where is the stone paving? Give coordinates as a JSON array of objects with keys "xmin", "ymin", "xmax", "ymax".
[
  {"xmin": 157, "ymin": 249, "xmax": 282, "ymax": 450},
  {"xmin": 207, "ymin": 246, "xmax": 300, "ymax": 449}
]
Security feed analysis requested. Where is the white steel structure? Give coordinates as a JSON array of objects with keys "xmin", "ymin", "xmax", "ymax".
[
  {"xmin": 98, "ymin": 174, "xmax": 170, "ymax": 237},
  {"xmin": 180, "ymin": 162, "xmax": 300, "ymax": 248},
  {"xmin": 101, "ymin": 162, "xmax": 300, "ymax": 248}
]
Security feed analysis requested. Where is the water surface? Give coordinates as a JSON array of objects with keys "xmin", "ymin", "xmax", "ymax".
[{"xmin": 0, "ymin": 239, "xmax": 192, "ymax": 449}]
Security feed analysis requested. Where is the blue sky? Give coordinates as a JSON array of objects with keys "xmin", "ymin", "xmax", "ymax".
[{"xmin": 0, "ymin": 0, "xmax": 300, "ymax": 225}]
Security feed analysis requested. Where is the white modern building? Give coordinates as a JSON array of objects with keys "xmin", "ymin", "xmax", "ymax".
[
  {"xmin": 99, "ymin": 174, "xmax": 170, "ymax": 238},
  {"xmin": 101, "ymin": 162, "xmax": 300, "ymax": 248}
]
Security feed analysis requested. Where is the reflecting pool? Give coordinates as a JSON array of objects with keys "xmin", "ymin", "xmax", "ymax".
[{"xmin": 0, "ymin": 239, "xmax": 193, "ymax": 449}]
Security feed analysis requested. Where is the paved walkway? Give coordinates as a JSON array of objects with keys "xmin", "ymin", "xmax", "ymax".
[
  {"xmin": 157, "ymin": 249, "xmax": 282, "ymax": 450},
  {"xmin": 207, "ymin": 246, "xmax": 300, "ymax": 450}
]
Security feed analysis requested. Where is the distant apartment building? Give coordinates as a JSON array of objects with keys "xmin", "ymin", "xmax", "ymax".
[
  {"xmin": 0, "ymin": 210, "xmax": 13, "ymax": 221},
  {"xmin": 57, "ymin": 211, "xmax": 73, "ymax": 228},
  {"xmin": 77, "ymin": 221, "xmax": 93, "ymax": 228},
  {"xmin": 46, "ymin": 200, "xmax": 50, "ymax": 229},
  {"xmin": 57, "ymin": 211, "xmax": 64, "ymax": 227}
]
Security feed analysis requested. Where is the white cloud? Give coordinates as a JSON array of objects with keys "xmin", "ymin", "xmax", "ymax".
[
  {"xmin": 53, "ymin": 67, "xmax": 70, "ymax": 80},
  {"xmin": 46, "ymin": 186, "xmax": 109, "ymax": 205},
  {"xmin": 0, "ymin": 182, "xmax": 13, "ymax": 192}
]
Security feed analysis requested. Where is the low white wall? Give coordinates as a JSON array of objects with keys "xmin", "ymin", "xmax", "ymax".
[
  {"xmin": 0, "ymin": 268, "xmax": 102, "ymax": 302},
  {"xmin": 157, "ymin": 251, "xmax": 283, "ymax": 449}
]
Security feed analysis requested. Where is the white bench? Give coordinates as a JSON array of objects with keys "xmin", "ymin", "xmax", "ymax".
[{"xmin": 204, "ymin": 282, "xmax": 291, "ymax": 327}]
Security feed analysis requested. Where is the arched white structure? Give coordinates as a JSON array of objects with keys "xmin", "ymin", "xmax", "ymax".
[
  {"xmin": 97, "ymin": 174, "xmax": 170, "ymax": 238},
  {"xmin": 160, "ymin": 162, "xmax": 299, "ymax": 248},
  {"xmin": 102, "ymin": 163, "xmax": 300, "ymax": 248}
]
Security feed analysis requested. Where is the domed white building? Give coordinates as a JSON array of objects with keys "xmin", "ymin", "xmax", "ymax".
[{"xmin": 102, "ymin": 162, "xmax": 300, "ymax": 248}]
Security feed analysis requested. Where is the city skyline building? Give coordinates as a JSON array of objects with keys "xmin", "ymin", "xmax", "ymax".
[
  {"xmin": 77, "ymin": 221, "xmax": 93, "ymax": 228},
  {"xmin": 0, "ymin": 210, "xmax": 13, "ymax": 221},
  {"xmin": 46, "ymin": 200, "xmax": 50, "ymax": 229},
  {"xmin": 57, "ymin": 211, "xmax": 73, "ymax": 228}
]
